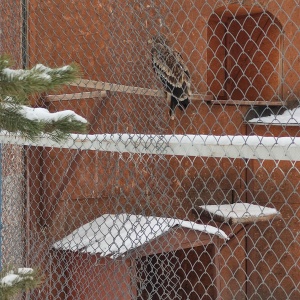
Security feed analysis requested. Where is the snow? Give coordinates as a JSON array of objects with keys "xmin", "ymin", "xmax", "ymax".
[
  {"xmin": 17, "ymin": 105, "xmax": 88, "ymax": 124},
  {"xmin": 2, "ymin": 64, "xmax": 73, "ymax": 82},
  {"xmin": 249, "ymin": 107, "xmax": 300, "ymax": 124},
  {"xmin": 2, "ymin": 67, "xmax": 50, "ymax": 81},
  {"xmin": 199, "ymin": 203, "xmax": 279, "ymax": 221},
  {"xmin": 71, "ymin": 133, "xmax": 300, "ymax": 148},
  {"xmin": 2, "ymin": 68, "xmax": 24, "ymax": 77},
  {"xmin": 53, "ymin": 214, "xmax": 228, "ymax": 258},
  {"xmin": 1, "ymin": 274, "xmax": 21, "ymax": 286},
  {"xmin": 0, "ymin": 268, "xmax": 35, "ymax": 286},
  {"xmin": 17, "ymin": 268, "xmax": 34, "ymax": 275},
  {"xmin": 2, "ymin": 97, "xmax": 87, "ymax": 124}
]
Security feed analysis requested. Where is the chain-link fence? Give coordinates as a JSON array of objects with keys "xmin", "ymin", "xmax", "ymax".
[{"xmin": 1, "ymin": 0, "xmax": 300, "ymax": 299}]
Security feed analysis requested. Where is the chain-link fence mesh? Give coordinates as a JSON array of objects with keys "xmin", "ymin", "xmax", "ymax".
[{"xmin": 1, "ymin": 0, "xmax": 300, "ymax": 299}]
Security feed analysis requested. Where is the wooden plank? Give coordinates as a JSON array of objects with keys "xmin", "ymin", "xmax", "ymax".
[
  {"xmin": 195, "ymin": 204, "xmax": 281, "ymax": 225},
  {"xmin": 70, "ymin": 79, "xmax": 212, "ymax": 101},
  {"xmin": 204, "ymin": 99, "xmax": 284, "ymax": 106},
  {"xmin": 46, "ymin": 91, "xmax": 107, "ymax": 102},
  {"xmin": 192, "ymin": 94, "xmax": 213, "ymax": 101},
  {"xmin": 124, "ymin": 227, "xmax": 217, "ymax": 259},
  {"xmin": 212, "ymin": 237, "xmax": 223, "ymax": 300},
  {"xmin": 70, "ymin": 78, "xmax": 165, "ymax": 97}
]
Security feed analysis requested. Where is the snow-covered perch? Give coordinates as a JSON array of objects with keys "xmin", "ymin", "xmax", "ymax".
[
  {"xmin": 196, "ymin": 203, "xmax": 280, "ymax": 224},
  {"xmin": 53, "ymin": 214, "xmax": 228, "ymax": 258},
  {"xmin": 1, "ymin": 132, "xmax": 300, "ymax": 161}
]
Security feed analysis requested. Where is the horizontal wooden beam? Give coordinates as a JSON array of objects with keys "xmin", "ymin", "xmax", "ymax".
[
  {"xmin": 1, "ymin": 132, "xmax": 300, "ymax": 161},
  {"xmin": 70, "ymin": 79, "xmax": 212, "ymax": 101},
  {"xmin": 68, "ymin": 80, "xmax": 285, "ymax": 105},
  {"xmin": 124, "ymin": 227, "xmax": 218, "ymax": 258},
  {"xmin": 70, "ymin": 79, "xmax": 165, "ymax": 97},
  {"xmin": 46, "ymin": 91, "xmax": 107, "ymax": 102},
  {"xmin": 204, "ymin": 99, "xmax": 284, "ymax": 106}
]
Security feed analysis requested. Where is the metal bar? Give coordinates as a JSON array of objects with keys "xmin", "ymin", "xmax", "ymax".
[{"xmin": 21, "ymin": 0, "xmax": 28, "ymax": 69}]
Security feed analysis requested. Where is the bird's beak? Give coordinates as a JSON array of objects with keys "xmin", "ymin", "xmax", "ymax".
[{"xmin": 147, "ymin": 38, "xmax": 153, "ymax": 45}]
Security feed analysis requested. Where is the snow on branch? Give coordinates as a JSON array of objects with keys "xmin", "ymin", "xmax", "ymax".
[
  {"xmin": 0, "ymin": 58, "xmax": 80, "ymax": 101},
  {"xmin": 18, "ymin": 105, "xmax": 88, "ymax": 124},
  {"xmin": 0, "ymin": 267, "xmax": 43, "ymax": 300},
  {"xmin": 0, "ymin": 55, "xmax": 88, "ymax": 141}
]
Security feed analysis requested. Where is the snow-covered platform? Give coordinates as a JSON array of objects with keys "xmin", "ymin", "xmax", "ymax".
[{"xmin": 196, "ymin": 203, "xmax": 281, "ymax": 224}]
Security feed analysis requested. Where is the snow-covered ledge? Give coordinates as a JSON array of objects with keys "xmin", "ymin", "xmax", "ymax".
[
  {"xmin": 248, "ymin": 107, "xmax": 300, "ymax": 125},
  {"xmin": 1, "ymin": 132, "xmax": 300, "ymax": 161},
  {"xmin": 197, "ymin": 203, "xmax": 280, "ymax": 224}
]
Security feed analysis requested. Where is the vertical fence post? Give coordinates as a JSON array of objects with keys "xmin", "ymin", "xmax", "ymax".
[
  {"xmin": 0, "ymin": 145, "xmax": 2, "ymax": 271},
  {"xmin": 21, "ymin": 0, "xmax": 28, "ymax": 69}
]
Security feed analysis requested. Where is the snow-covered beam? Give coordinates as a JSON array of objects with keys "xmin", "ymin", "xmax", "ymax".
[{"xmin": 0, "ymin": 132, "xmax": 300, "ymax": 161}]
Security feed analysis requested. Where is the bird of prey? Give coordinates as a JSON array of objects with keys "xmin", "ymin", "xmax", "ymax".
[{"xmin": 148, "ymin": 35, "xmax": 192, "ymax": 119}]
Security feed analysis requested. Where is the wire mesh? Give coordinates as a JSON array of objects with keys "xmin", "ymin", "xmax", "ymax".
[{"xmin": 1, "ymin": 0, "xmax": 300, "ymax": 299}]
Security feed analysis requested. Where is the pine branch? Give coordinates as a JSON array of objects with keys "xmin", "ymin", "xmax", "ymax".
[
  {"xmin": 0, "ymin": 57, "xmax": 80, "ymax": 103},
  {"xmin": 0, "ymin": 103, "xmax": 88, "ymax": 141},
  {"xmin": 43, "ymin": 115, "xmax": 89, "ymax": 142},
  {"xmin": 0, "ymin": 56, "xmax": 89, "ymax": 141},
  {"xmin": 0, "ymin": 104, "xmax": 44, "ymax": 140},
  {"xmin": 0, "ymin": 267, "xmax": 43, "ymax": 300}
]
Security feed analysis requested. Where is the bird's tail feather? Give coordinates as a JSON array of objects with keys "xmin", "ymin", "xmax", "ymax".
[
  {"xmin": 169, "ymin": 96, "xmax": 190, "ymax": 118},
  {"xmin": 178, "ymin": 98, "xmax": 190, "ymax": 111}
]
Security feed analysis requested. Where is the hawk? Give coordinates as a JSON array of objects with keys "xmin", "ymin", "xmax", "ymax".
[{"xmin": 148, "ymin": 35, "xmax": 192, "ymax": 119}]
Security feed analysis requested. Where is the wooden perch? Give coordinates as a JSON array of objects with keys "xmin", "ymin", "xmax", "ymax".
[
  {"xmin": 70, "ymin": 79, "xmax": 212, "ymax": 101},
  {"xmin": 46, "ymin": 91, "xmax": 107, "ymax": 102},
  {"xmin": 204, "ymin": 99, "xmax": 284, "ymax": 106}
]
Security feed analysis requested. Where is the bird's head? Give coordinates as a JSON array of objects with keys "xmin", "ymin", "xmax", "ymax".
[{"xmin": 148, "ymin": 35, "xmax": 169, "ymax": 47}]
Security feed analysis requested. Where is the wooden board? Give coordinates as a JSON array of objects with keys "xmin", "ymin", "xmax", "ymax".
[
  {"xmin": 70, "ymin": 79, "xmax": 213, "ymax": 101},
  {"xmin": 195, "ymin": 203, "xmax": 281, "ymax": 225},
  {"xmin": 122, "ymin": 226, "xmax": 220, "ymax": 259},
  {"xmin": 46, "ymin": 91, "xmax": 107, "ymax": 102},
  {"xmin": 204, "ymin": 99, "xmax": 284, "ymax": 106}
]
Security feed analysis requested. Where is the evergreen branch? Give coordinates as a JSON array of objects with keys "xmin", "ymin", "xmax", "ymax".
[
  {"xmin": 0, "ymin": 55, "xmax": 10, "ymax": 70},
  {"xmin": 0, "ymin": 105, "xmax": 44, "ymax": 140},
  {"xmin": 0, "ymin": 56, "xmax": 88, "ymax": 142},
  {"xmin": 0, "ymin": 104, "xmax": 88, "ymax": 141},
  {"xmin": 0, "ymin": 267, "xmax": 43, "ymax": 300},
  {"xmin": 43, "ymin": 115, "xmax": 89, "ymax": 142},
  {"xmin": 0, "ymin": 55, "xmax": 81, "ymax": 102}
]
